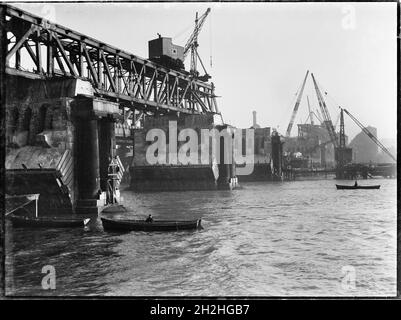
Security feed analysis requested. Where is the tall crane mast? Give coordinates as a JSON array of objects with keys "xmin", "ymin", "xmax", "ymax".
[
  {"xmin": 342, "ymin": 108, "xmax": 396, "ymax": 162},
  {"xmin": 183, "ymin": 8, "xmax": 211, "ymax": 80},
  {"xmin": 285, "ymin": 70, "xmax": 309, "ymax": 137},
  {"xmin": 338, "ymin": 108, "xmax": 346, "ymax": 149},
  {"xmin": 311, "ymin": 73, "xmax": 338, "ymax": 148}
]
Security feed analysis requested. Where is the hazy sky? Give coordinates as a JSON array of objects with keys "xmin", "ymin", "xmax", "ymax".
[{"xmin": 13, "ymin": 1, "xmax": 397, "ymax": 141}]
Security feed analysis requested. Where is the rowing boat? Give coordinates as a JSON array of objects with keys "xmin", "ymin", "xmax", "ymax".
[
  {"xmin": 8, "ymin": 214, "xmax": 90, "ymax": 228},
  {"xmin": 101, "ymin": 217, "xmax": 202, "ymax": 232},
  {"xmin": 6, "ymin": 194, "xmax": 89, "ymax": 228},
  {"xmin": 336, "ymin": 184, "xmax": 380, "ymax": 190}
]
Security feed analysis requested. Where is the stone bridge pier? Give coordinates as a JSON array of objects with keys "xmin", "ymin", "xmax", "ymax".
[
  {"xmin": 5, "ymin": 75, "xmax": 122, "ymax": 215},
  {"xmin": 71, "ymin": 97, "xmax": 121, "ymax": 213}
]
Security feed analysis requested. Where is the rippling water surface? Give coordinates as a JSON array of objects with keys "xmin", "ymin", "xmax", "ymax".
[{"xmin": 5, "ymin": 178, "xmax": 397, "ymax": 296}]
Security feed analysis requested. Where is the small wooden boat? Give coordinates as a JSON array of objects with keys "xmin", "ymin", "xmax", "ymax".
[
  {"xmin": 6, "ymin": 193, "xmax": 89, "ymax": 228},
  {"xmin": 336, "ymin": 184, "xmax": 380, "ymax": 190},
  {"xmin": 8, "ymin": 214, "xmax": 90, "ymax": 228},
  {"xmin": 101, "ymin": 217, "xmax": 202, "ymax": 232}
]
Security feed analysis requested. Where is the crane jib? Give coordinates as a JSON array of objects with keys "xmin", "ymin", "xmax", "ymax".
[
  {"xmin": 182, "ymin": 8, "xmax": 211, "ymax": 79},
  {"xmin": 311, "ymin": 73, "xmax": 338, "ymax": 148},
  {"xmin": 285, "ymin": 70, "xmax": 309, "ymax": 137},
  {"xmin": 342, "ymin": 108, "xmax": 396, "ymax": 162},
  {"xmin": 183, "ymin": 8, "xmax": 211, "ymax": 59}
]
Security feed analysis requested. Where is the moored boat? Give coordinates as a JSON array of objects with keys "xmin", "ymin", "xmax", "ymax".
[
  {"xmin": 101, "ymin": 217, "xmax": 202, "ymax": 232},
  {"xmin": 336, "ymin": 184, "xmax": 380, "ymax": 190},
  {"xmin": 6, "ymin": 194, "xmax": 39, "ymax": 216},
  {"xmin": 6, "ymin": 193, "xmax": 90, "ymax": 228}
]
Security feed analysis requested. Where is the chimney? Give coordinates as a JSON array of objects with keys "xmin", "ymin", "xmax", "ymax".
[{"xmin": 253, "ymin": 111, "xmax": 257, "ymax": 127}]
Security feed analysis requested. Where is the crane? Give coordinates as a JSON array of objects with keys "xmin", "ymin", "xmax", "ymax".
[
  {"xmin": 334, "ymin": 107, "xmax": 354, "ymax": 173},
  {"xmin": 285, "ymin": 70, "xmax": 309, "ymax": 137},
  {"xmin": 311, "ymin": 73, "xmax": 338, "ymax": 148},
  {"xmin": 305, "ymin": 132, "xmax": 339, "ymax": 157},
  {"xmin": 303, "ymin": 96, "xmax": 323, "ymax": 125},
  {"xmin": 303, "ymin": 101, "xmax": 352, "ymax": 170},
  {"xmin": 183, "ymin": 8, "xmax": 211, "ymax": 80},
  {"xmin": 307, "ymin": 95, "xmax": 314, "ymax": 125},
  {"xmin": 338, "ymin": 108, "xmax": 346, "ymax": 149},
  {"xmin": 342, "ymin": 108, "xmax": 396, "ymax": 162},
  {"xmin": 315, "ymin": 108, "xmax": 323, "ymax": 123}
]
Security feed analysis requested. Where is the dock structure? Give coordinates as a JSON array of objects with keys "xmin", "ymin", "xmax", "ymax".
[
  {"xmin": 2, "ymin": 4, "xmax": 234, "ymax": 214},
  {"xmin": 235, "ymin": 112, "xmax": 272, "ymax": 182},
  {"xmin": 130, "ymin": 113, "xmax": 237, "ymax": 192},
  {"xmin": 235, "ymin": 112, "xmax": 285, "ymax": 182},
  {"xmin": 281, "ymin": 71, "xmax": 396, "ymax": 181},
  {"xmin": 236, "ymin": 126, "xmax": 272, "ymax": 182}
]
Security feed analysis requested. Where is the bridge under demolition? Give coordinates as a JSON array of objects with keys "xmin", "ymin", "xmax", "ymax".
[{"xmin": 2, "ymin": 5, "xmax": 395, "ymax": 216}]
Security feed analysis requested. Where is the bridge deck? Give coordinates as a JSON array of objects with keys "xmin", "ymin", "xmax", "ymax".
[{"xmin": 2, "ymin": 4, "xmax": 220, "ymax": 115}]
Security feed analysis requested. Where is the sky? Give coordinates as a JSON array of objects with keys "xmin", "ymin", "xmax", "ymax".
[{"xmin": 12, "ymin": 1, "xmax": 397, "ymax": 142}]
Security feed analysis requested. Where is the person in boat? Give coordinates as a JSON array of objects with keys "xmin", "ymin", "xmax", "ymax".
[
  {"xmin": 354, "ymin": 181, "xmax": 358, "ymax": 187},
  {"xmin": 145, "ymin": 214, "xmax": 154, "ymax": 223}
]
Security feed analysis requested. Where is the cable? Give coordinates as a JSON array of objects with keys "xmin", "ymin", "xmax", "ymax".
[
  {"xmin": 173, "ymin": 22, "xmax": 194, "ymax": 42},
  {"xmin": 209, "ymin": 10, "xmax": 213, "ymax": 68},
  {"xmin": 279, "ymin": 89, "xmax": 299, "ymax": 130},
  {"xmin": 284, "ymin": 71, "xmax": 309, "ymax": 136},
  {"xmin": 316, "ymin": 79, "xmax": 342, "ymax": 118}
]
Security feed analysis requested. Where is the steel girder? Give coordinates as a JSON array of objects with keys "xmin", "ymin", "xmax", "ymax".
[{"xmin": 2, "ymin": 4, "xmax": 220, "ymax": 115}]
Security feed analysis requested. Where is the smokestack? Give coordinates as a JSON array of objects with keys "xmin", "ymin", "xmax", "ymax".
[{"xmin": 253, "ymin": 111, "xmax": 257, "ymax": 127}]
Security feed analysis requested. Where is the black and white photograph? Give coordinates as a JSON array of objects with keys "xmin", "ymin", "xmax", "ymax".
[{"xmin": 0, "ymin": 0, "xmax": 398, "ymax": 302}]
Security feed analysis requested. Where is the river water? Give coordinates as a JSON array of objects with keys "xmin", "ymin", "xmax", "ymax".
[{"xmin": 5, "ymin": 178, "xmax": 397, "ymax": 297}]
